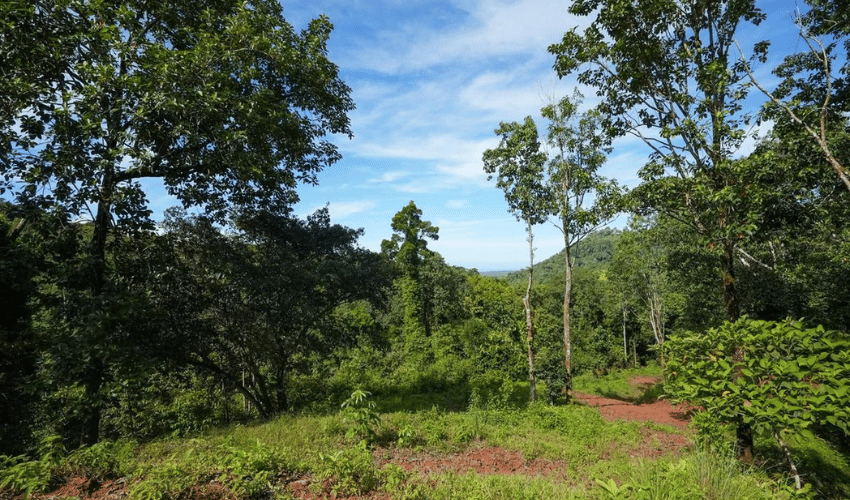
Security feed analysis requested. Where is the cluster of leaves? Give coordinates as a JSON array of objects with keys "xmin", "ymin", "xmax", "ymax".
[
  {"xmin": 340, "ymin": 390, "xmax": 381, "ymax": 446},
  {"xmin": 664, "ymin": 318, "xmax": 850, "ymax": 460},
  {"xmin": 0, "ymin": 436, "xmax": 64, "ymax": 499}
]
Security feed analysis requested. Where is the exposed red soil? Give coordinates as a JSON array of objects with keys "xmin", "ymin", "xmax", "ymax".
[
  {"xmin": 6, "ymin": 377, "xmax": 695, "ymax": 500},
  {"xmin": 376, "ymin": 445, "xmax": 569, "ymax": 478},
  {"xmin": 572, "ymin": 391, "xmax": 696, "ymax": 430},
  {"xmin": 0, "ymin": 476, "xmax": 132, "ymax": 500}
]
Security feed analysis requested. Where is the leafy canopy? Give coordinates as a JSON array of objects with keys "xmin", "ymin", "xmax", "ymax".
[{"xmin": 1, "ymin": 0, "xmax": 354, "ymax": 222}]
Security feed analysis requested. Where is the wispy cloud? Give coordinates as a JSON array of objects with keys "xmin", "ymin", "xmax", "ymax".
[
  {"xmin": 329, "ymin": 200, "xmax": 378, "ymax": 219},
  {"xmin": 368, "ymin": 170, "xmax": 411, "ymax": 183}
]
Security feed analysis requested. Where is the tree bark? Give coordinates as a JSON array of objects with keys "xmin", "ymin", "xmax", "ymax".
[
  {"xmin": 524, "ymin": 220, "xmax": 536, "ymax": 402},
  {"xmin": 563, "ymin": 243, "xmax": 573, "ymax": 402},
  {"xmin": 723, "ymin": 241, "xmax": 753, "ymax": 463},
  {"xmin": 622, "ymin": 303, "xmax": 628, "ymax": 364},
  {"xmin": 79, "ymin": 174, "xmax": 114, "ymax": 446}
]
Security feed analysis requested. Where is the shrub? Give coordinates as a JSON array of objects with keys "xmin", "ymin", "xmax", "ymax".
[{"xmin": 663, "ymin": 318, "xmax": 850, "ymax": 486}]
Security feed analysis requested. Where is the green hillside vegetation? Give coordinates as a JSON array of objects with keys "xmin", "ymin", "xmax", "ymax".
[
  {"xmin": 501, "ymin": 228, "xmax": 621, "ymax": 286},
  {"xmin": 2, "ymin": 0, "xmax": 850, "ymax": 498}
]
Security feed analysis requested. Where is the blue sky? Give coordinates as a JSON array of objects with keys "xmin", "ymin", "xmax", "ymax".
[{"xmin": 151, "ymin": 0, "xmax": 806, "ymax": 272}]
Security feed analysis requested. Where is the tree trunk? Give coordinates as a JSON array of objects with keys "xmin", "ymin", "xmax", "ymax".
[
  {"xmin": 524, "ymin": 220, "xmax": 536, "ymax": 402},
  {"xmin": 79, "ymin": 176, "xmax": 114, "ymax": 446},
  {"xmin": 622, "ymin": 303, "xmax": 628, "ymax": 364},
  {"xmin": 723, "ymin": 242, "xmax": 753, "ymax": 463},
  {"xmin": 274, "ymin": 351, "xmax": 289, "ymax": 413},
  {"xmin": 80, "ymin": 359, "xmax": 105, "ymax": 446},
  {"xmin": 563, "ymin": 243, "xmax": 573, "ymax": 402}
]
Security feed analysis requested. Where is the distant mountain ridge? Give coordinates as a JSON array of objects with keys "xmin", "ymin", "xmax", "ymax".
[
  {"xmin": 479, "ymin": 270, "xmax": 513, "ymax": 278},
  {"xmin": 500, "ymin": 228, "xmax": 621, "ymax": 286}
]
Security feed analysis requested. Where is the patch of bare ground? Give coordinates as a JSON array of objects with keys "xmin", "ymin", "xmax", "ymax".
[
  {"xmin": 375, "ymin": 445, "xmax": 568, "ymax": 478},
  {"xmin": 572, "ymin": 391, "xmax": 697, "ymax": 430}
]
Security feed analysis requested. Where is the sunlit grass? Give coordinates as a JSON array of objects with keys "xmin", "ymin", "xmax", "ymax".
[
  {"xmin": 573, "ymin": 362, "xmax": 664, "ymax": 402},
  {"xmin": 5, "ymin": 367, "xmax": 833, "ymax": 500}
]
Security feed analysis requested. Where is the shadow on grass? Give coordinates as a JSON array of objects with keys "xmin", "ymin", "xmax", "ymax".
[
  {"xmin": 756, "ymin": 431, "xmax": 850, "ymax": 499},
  {"xmin": 373, "ymin": 379, "xmax": 535, "ymax": 414},
  {"xmin": 595, "ymin": 383, "xmax": 665, "ymax": 405}
]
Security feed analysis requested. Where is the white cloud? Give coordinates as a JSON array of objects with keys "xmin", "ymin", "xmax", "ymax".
[
  {"xmin": 445, "ymin": 199, "xmax": 468, "ymax": 209},
  {"xmin": 368, "ymin": 170, "xmax": 411, "ymax": 183},
  {"xmin": 329, "ymin": 200, "xmax": 378, "ymax": 219},
  {"xmin": 343, "ymin": 0, "xmax": 588, "ymax": 75}
]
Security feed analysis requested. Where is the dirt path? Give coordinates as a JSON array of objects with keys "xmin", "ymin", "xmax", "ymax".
[{"xmin": 572, "ymin": 392, "xmax": 695, "ymax": 430}]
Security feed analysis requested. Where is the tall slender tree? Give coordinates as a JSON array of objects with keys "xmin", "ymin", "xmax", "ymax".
[
  {"xmin": 483, "ymin": 118, "xmax": 548, "ymax": 402},
  {"xmin": 542, "ymin": 90, "xmax": 620, "ymax": 401}
]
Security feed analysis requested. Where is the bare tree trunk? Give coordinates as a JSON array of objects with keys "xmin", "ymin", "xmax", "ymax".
[
  {"xmin": 647, "ymin": 290, "xmax": 664, "ymax": 346},
  {"xmin": 774, "ymin": 430, "xmax": 802, "ymax": 489},
  {"xmin": 723, "ymin": 241, "xmax": 753, "ymax": 463},
  {"xmin": 524, "ymin": 220, "xmax": 536, "ymax": 402},
  {"xmin": 622, "ymin": 303, "xmax": 628, "ymax": 364},
  {"xmin": 563, "ymin": 243, "xmax": 573, "ymax": 402}
]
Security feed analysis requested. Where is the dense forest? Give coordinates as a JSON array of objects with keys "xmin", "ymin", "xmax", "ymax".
[{"xmin": 1, "ymin": 0, "xmax": 849, "ymax": 498}]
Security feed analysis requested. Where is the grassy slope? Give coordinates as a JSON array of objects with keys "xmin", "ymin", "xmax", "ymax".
[{"xmin": 2, "ymin": 365, "xmax": 847, "ymax": 499}]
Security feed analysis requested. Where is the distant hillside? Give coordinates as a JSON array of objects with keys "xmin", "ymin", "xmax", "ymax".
[
  {"xmin": 480, "ymin": 270, "xmax": 513, "ymax": 278},
  {"xmin": 501, "ymin": 228, "xmax": 621, "ymax": 286}
]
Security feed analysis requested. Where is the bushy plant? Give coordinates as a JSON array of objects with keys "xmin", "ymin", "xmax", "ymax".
[
  {"xmin": 663, "ymin": 318, "xmax": 850, "ymax": 486},
  {"xmin": 341, "ymin": 389, "xmax": 381, "ymax": 446},
  {"xmin": 218, "ymin": 439, "xmax": 293, "ymax": 498},
  {"xmin": 0, "ymin": 435, "xmax": 64, "ymax": 499},
  {"xmin": 65, "ymin": 440, "xmax": 137, "ymax": 479},
  {"xmin": 315, "ymin": 446, "xmax": 380, "ymax": 497}
]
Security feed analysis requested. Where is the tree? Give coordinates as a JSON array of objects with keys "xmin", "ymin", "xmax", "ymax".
[
  {"xmin": 135, "ymin": 208, "xmax": 386, "ymax": 419},
  {"xmin": 542, "ymin": 90, "xmax": 621, "ymax": 401},
  {"xmin": 663, "ymin": 318, "xmax": 850, "ymax": 490},
  {"xmin": 1, "ymin": 0, "xmax": 353, "ymax": 444},
  {"xmin": 382, "ymin": 201, "xmax": 439, "ymax": 340},
  {"xmin": 739, "ymin": 0, "xmax": 850, "ymax": 192},
  {"xmin": 550, "ymin": 0, "xmax": 769, "ymax": 460},
  {"xmin": 734, "ymin": 120, "xmax": 850, "ymax": 332},
  {"xmin": 612, "ymin": 217, "xmax": 672, "ymax": 349},
  {"xmin": 482, "ymin": 118, "xmax": 548, "ymax": 402}
]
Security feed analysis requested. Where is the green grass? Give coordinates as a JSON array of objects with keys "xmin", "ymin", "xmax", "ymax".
[
  {"xmin": 5, "ymin": 369, "xmax": 844, "ymax": 499},
  {"xmin": 573, "ymin": 363, "xmax": 665, "ymax": 403}
]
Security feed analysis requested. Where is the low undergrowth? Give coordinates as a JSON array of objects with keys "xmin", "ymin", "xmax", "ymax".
[
  {"xmin": 573, "ymin": 362, "xmax": 665, "ymax": 403},
  {"xmin": 2, "ymin": 365, "xmax": 843, "ymax": 499}
]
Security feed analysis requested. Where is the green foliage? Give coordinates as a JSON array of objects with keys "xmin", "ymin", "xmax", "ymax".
[
  {"xmin": 129, "ymin": 442, "xmax": 216, "ymax": 500},
  {"xmin": 482, "ymin": 116, "xmax": 550, "ymax": 226},
  {"xmin": 315, "ymin": 446, "xmax": 380, "ymax": 497},
  {"xmin": 382, "ymin": 201, "xmax": 442, "ymax": 340},
  {"xmin": 664, "ymin": 317, "xmax": 850, "ymax": 477},
  {"xmin": 425, "ymin": 471, "xmax": 581, "ymax": 499},
  {"xmin": 594, "ymin": 451, "xmax": 804, "ymax": 500},
  {"xmin": 65, "ymin": 440, "xmax": 137, "ymax": 480},
  {"xmin": 1, "ymin": 0, "xmax": 356, "ymax": 447},
  {"xmin": 218, "ymin": 439, "xmax": 293, "ymax": 499},
  {"xmin": 0, "ymin": 436, "xmax": 64, "ymax": 499},
  {"xmin": 690, "ymin": 411, "xmax": 735, "ymax": 458},
  {"xmin": 341, "ymin": 390, "xmax": 381, "ymax": 446}
]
